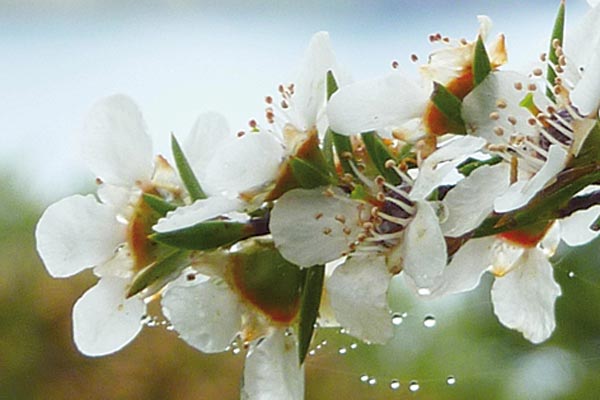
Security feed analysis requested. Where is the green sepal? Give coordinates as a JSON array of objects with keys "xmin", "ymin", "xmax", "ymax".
[
  {"xmin": 322, "ymin": 129, "xmax": 336, "ymax": 173},
  {"xmin": 473, "ymin": 35, "xmax": 492, "ymax": 87},
  {"xmin": 142, "ymin": 193, "xmax": 177, "ymax": 216},
  {"xmin": 297, "ymin": 265, "xmax": 325, "ymax": 364},
  {"xmin": 289, "ymin": 157, "xmax": 335, "ymax": 189},
  {"xmin": 151, "ymin": 220, "xmax": 256, "ymax": 250},
  {"xmin": 430, "ymin": 82, "xmax": 466, "ymax": 133},
  {"xmin": 127, "ymin": 250, "xmax": 190, "ymax": 298},
  {"xmin": 474, "ymin": 164, "xmax": 600, "ymax": 237},
  {"xmin": 171, "ymin": 134, "xmax": 207, "ymax": 201},
  {"xmin": 350, "ymin": 183, "xmax": 369, "ymax": 201},
  {"xmin": 326, "ymin": 70, "xmax": 339, "ymax": 100},
  {"xmin": 457, "ymin": 155, "xmax": 503, "ymax": 176},
  {"xmin": 361, "ymin": 131, "xmax": 401, "ymax": 185},
  {"xmin": 546, "ymin": 0, "xmax": 565, "ymax": 101},
  {"xmin": 332, "ymin": 131, "xmax": 355, "ymax": 177},
  {"xmin": 229, "ymin": 238, "xmax": 304, "ymax": 324},
  {"xmin": 571, "ymin": 121, "xmax": 600, "ymax": 168}
]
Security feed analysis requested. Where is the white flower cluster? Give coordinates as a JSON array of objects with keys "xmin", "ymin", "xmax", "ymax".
[{"xmin": 35, "ymin": 1, "xmax": 600, "ymax": 399}]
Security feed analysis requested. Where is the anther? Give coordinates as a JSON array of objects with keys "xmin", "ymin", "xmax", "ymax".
[
  {"xmin": 335, "ymin": 214, "xmax": 347, "ymax": 224},
  {"xmin": 392, "ymin": 60, "xmax": 399, "ymax": 69},
  {"xmin": 410, "ymin": 54, "xmax": 418, "ymax": 62},
  {"xmin": 494, "ymin": 126, "xmax": 504, "ymax": 136},
  {"xmin": 384, "ymin": 159, "xmax": 396, "ymax": 169},
  {"xmin": 489, "ymin": 111, "xmax": 500, "ymax": 121},
  {"xmin": 322, "ymin": 227, "xmax": 332, "ymax": 235},
  {"xmin": 314, "ymin": 212, "xmax": 323, "ymax": 220},
  {"xmin": 532, "ymin": 68, "xmax": 543, "ymax": 76},
  {"xmin": 265, "ymin": 96, "xmax": 273, "ymax": 104},
  {"xmin": 507, "ymin": 116, "xmax": 517, "ymax": 126},
  {"xmin": 514, "ymin": 82, "xmax": 523, "ymax": 91},
  {"xmin": 527, "ymin": 83, "xmax": 537, "ymax": 91},
  {"xmin": 496, "ymin": 99, "xmax": 507, "ymax": 109}
]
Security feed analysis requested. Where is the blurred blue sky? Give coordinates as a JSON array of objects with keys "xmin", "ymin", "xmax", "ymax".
[{"xmin": 0, "ymin": 0, "xmax": 588, "ymax": 201}]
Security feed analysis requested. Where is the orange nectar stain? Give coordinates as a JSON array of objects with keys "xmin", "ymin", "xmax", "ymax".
[
  {"xmin": 127, "ymin": 192, "xmax": 162, "ymax": 272},
  {"xmin": 498, "ymin": 221, "xmax": 553, "ymax": 248}
]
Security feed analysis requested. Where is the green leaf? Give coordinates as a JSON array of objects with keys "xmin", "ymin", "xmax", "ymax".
[
  {"xmin": 546, "ymin": 0, "xmax": 565, "ymax": 101},
  {"xmin": 322, "ymin": 128, "xmax": 336, "ymax": 173},
  {"xmin": 571, "ymin": 121, "xmax": 600, "ymax": 167},
  {"xmin": 473, "ymin": 35, "xmax": 492, "ymax": 86},
  {"xmin": 171, "ymin": 134, "xmax": 206, "ymax": 201},
  {"xmin": 289, "ymin": 157, "xmax": 334, "ymax": 189},
  {"xmin": 297, "ymin": 265, "xmax": 325, "ymax": 364},
  {"xmin": 142, "ymin": 193, "xmax": 177, "ymax": 216},
  {"xmin": 151, "ymin": 220, "xmax": 256, "ymax": 250},
  {"xmin": 361, "ymin": 131, "xmax": 401, "ymax": 185},
  {"xmin": 326, "ymin": 70, "xmax": 339, "ymax": 100},
  {"xmin": 430, "ymin": 82, "xmax": 466, "ymax": 130},
  {"xmin": 457, "ymin": 155, "xmax": 503, "ymax": 176},
  {"xmin": 332, "ymin": 131, "xmax": 355, "ymax": 177},
  {"xmin": 127, "ymin": 250, "xmax": 190, "ymax": 298}
]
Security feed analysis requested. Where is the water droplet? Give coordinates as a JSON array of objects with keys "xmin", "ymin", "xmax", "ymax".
[
  {"xmin": 360, "ymin": 374, "xmax": 369, "ymax": 383},
  {"xmin": 568, "ymin": 271, "xmax": 575, "ymax": 278},
  {"xmin": 391, "ymin": 313, "xmax": 404, "ymax": 326},
  {"xmin": 339, "ymin": 328, "xmax": 347, "ymax": 334},
  {"xmin": 321, "ymin": 340, "xmax": 328, "ymax": 346},
  {"xmin": 408, "ymin": 380, "xmax": 420, "ymax": 392},
  {"xmin": 389, "ymin": 379, "xmax": 401, "ymax": 390},
  {"xmin": 368, "ymin": 377, "xmax": 377, "ymax": 386},
  {"xmin": 308, "ymin": 350, "xmax": 316, "ymax": 356},
  {"xmin": 232, "ymin": 348, "xmax": 241, "ymax": 355},
  {"xmin": 446, "ymin": 375, "xmax": 456, "ymax": 385},
  {"xmin": 423, "ymin": 315, "xmax": 436, "ymax": 328},
  {"xmin": 418, "ymin": 288, "xmax": 431, "ymax": 296},
  {"xmin": 316, "ymin": 344, "xmax": 322, "ymax": 350},
  {"xmin": 338, "ymin": 347, "xmax": 347, "ymax": 355},
  {"xmin": 350, "ymin": 342, "xmax": 358, "ymax": 350},
  {"xmin": 402, "ymin": 312, "xmax": 408, "ymax": 318}
]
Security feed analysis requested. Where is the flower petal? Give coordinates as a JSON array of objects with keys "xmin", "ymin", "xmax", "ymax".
[
  {"xmin": 242, "ymin": 329, "xmax": 304, "ymax": 400},
  {"xmin": 35, "ymin": 194, "xmax": 125, "ymax": 278},
  {"xmin": 494, "ymin": 144, "xmax": 569, "ymax": 213},
  {"xmin": 560, "ymin": 206, "xmax": 600, "ymax": 246},
  {"xmin": 442, "ymin": 163, "xmax": 510, "ymax": 237},
  {"xmin": 401, "ymin": 201, "xmax": 447, "ymax": 289},
  {"xmin": 293, "ymin": 32, "xmax": 342, "ymax": 131},
  {"xmin": 409, "ymin": 136, "xmax": 486, "ymax": 201},
  {"xmin": 72, "ymin": 277, "xmax": 145, "ymax": 356},
  {"xmin": 327, "ymin": 72, "xmax": 429, "ymax": 136},
  {"xmin": 162, "ymin": 275, "xmax": 243, "ymax": 353},
  {"xmin": 491, "ymin": 249, "xmax": 562, "ymax": 344},
  {"xmin": 153, "ymin": 196, "xmax": 243, "ymax": 232},
  {"xmin": 570, "ymin": 45, "xmax": 600, "ymax": 116},
  {"xmin": 81, "ymin": 94, "xmax": 153, "ymax": 186},
  {"xmin": 203, "ymin": 132, "xmax": 284, "ymax": 197},
  {"xmin": 184, "ymin": 112, "xmax": 233, "ymax": 182},
  {"xmin": 326, "ymin": 255, "xmax": 393, "ymax": 344},
  {"xmin": 270, "ymin": 188, "xmax": 361, "ymax": 267},
  {"xmin": 564, "ymin": 3, "xmax": 600, "ymax": 86},
  {"xmin": 462, "ymin": 71, "xmax": 537, "ymax": 143},
  {"xmin": 429, "ymin": 237, "xmax": 496, "ymax": 297}
]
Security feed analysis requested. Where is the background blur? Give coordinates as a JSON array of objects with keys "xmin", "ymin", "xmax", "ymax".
[{"xmin": 2, "ymin": 1, "xmax": 599, "ymax": 399}]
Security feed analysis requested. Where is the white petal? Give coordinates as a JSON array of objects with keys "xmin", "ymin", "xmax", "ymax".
[
  {"xmin": 81, "ymin": 94, "xmax": 153, "ymax": 186},
  {"xmin": 35, "ymin": 194, "xmax": 125, "ymax": 278},
  {"xmin": 588, "ymin": 0, "xmax": 600, "ymax": 7},
  {"xmin": 270, "ymin": 188, "xmax": 361, "ymax": 267},
  {"xmin": 401, "ymin": 201, "xmax": 447, "ymax": 289},
  {"xmin": 184, "ymin": 112, "xmax": 232, "ymax": 182},
  {"xmin": 293, "ymin": 32, "xmax": 340, "ymax": 130},
  {"xmin": 97, "ymin": 183, "xmax": 132, "ymax": 210},
  {"xmin": 409, "ymin": 136, "xmax": 487, "ymax": 201},
  {"xmin": 242, "ymin": 329, "xmax": 304, "ymax": 400},
  {"xmin": 462, "ymin": 71, "xmax": 537, "ymax": 143},
  {"xmin": 564, "ymin": 3, "xmax": 600, "ymax": 85},
  {"xmin": 72, "ymin": 277, "xmax": 145, "ymax": 356},
  {"xmin": 153, "ymin": 196, "xmax": 243, "ymax": 232},
  {"xmin": 560, "ymin": 206, "xmax": 600, "ymax": 246},
  {"xmin": 162, "ymin": 275, "xmax": 242, "ymax": 353},
  {"xmin": 442, "ymin": 163, "xmax": 510, "ymax": 237},
  {"xmin": 327, "ymin": 72, "xmax": 429, "ymax": 135},
  {"xmin": 571, "ymin": 47, "xmax": 600, "ymax": 116},
  {"xmin": 494, "ymin": 144, "xmax": 569, "ymax": 213},
  {"xmin": 491, "ymin": 249, "xmax": 562, "ymax": 344},
  {"xmin": 429, "ymin": 237, "xmax": 496, "ymax": 297},
  {"xmin": 326, "ymin": 255, "xmax": 393, "ymax": 344},
  {"xmin": 203, "ymin": 132, "xmax": 284, "ymax": 197}
]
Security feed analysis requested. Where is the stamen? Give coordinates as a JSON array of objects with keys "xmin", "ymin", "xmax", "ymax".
[{"xmin": 377, "ymin": 211, "xmax": 411, "ymax": 226}]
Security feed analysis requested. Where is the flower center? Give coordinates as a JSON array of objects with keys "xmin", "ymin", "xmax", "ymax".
[{"xmin": 127, "ymin": 190, "xmax": 163, "ymax": 272}]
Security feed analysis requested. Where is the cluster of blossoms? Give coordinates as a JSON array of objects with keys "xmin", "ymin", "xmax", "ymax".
[{"xmin": 36, "ymin": 1, "xmax": 600, "ymax": 398}]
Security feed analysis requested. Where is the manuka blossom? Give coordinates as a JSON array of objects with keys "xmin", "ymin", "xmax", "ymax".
[{"xmin": 36, "ymin": 95, "xmax": 185, "ymax": 355}]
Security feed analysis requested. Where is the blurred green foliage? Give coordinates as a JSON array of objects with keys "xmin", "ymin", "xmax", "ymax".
[{"xmin": 2, "ymin": 173, "xmax": 600, "ymax": 399}]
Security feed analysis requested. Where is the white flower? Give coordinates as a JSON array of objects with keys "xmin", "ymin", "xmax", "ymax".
[
  {"xmin": 326, "ymin": 16, "xmax": 506, "ymax": 141},
  {"xmin": 161, "ymin": 238, "xmax": 304, "ymax": 400},
  {"xmin": 430, "ymin": 225, "xmax": 562, "ymax": 344},
  {"xmin": 269, "ymin": 135, "xmax": 485, "ymax": 343},
  {"xmin": 36, "ymin": 94, "xmax": 183, "ymax": 356}
]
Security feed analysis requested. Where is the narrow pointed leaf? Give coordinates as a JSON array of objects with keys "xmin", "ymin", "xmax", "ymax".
[
  {"xmin": 332, "ymin": 132, "xmax": 355, "ymax": 176},
  {"xmin": 322, "ymin": 129, "xmax": 336, "ymax": 173},
  {"xmin": 290, "ymin": 157, "xmax": 334, "ymax": 189},
  {"xmin": 142, "ymin": 193, "xmax": 177, "ymax": 216},
  {"xmin": 473, "ymin": 35, "xmax": 492, "ymax": 86},
  {"xmin": 546, "ymin": 0, "xmax": 565, "ymax": 101},
  {"xmin": 361, "ymin": 131, "xmax": 401, "ymax": 185},
  {"xmin": 298, "ymin": 265, "xmax": 325, "ymax": 364},
  {"xmin": 326, "ymin": 70, "xmax": 339, "ymax": 100},
  {"xmin": 127, "ymin": 250, "xmax": 190, "ymax": 298},
  {"xmin": 151, "ymin": 220, "xmax": 256, "ymax": 250},
  {"xmin": 571, "ymin": 122, "xmax": 600, "ymax": 167},
  {"xmin": 430, "ymin": 82, "xmax": 466, "ymax": 130},
  {"xmin": 457, "ymin": 155, "xmax": 503, "ymax": 176},
  {"xmin": 171, "ymin": 134, "xmax": 206, "ymax": 201}
]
